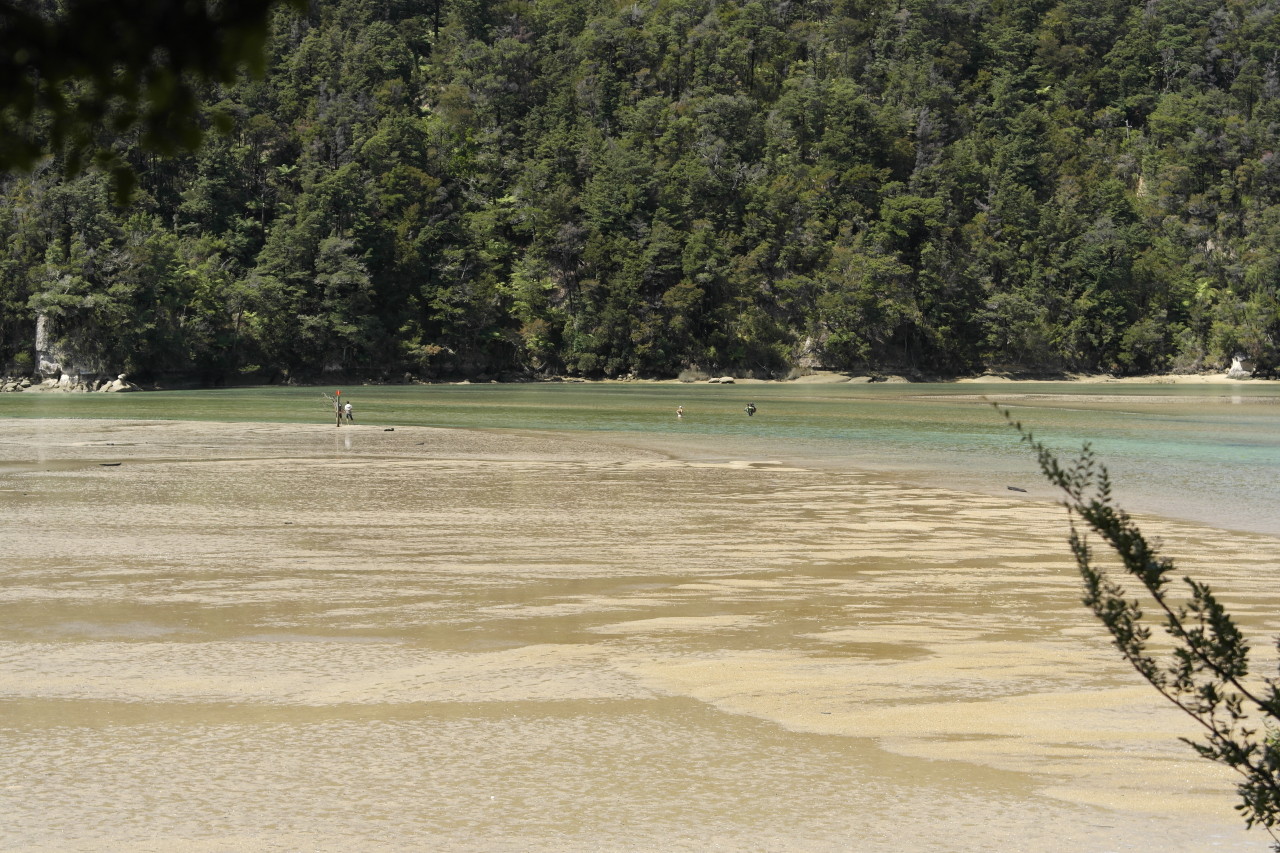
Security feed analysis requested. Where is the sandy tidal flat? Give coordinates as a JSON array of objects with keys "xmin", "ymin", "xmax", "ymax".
[{"xmin": 0, "ymin": 419, "xmax": 1277, "ymax": 851}]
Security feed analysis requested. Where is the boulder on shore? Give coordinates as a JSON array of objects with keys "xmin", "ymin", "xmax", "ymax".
[
  {"xmin": 1227, "ymin": 354, "xmax": 1254, "ymax": 379},
  {"xmin": 98, "ymin": 374, "xmax": 142, "ymax": 393}
]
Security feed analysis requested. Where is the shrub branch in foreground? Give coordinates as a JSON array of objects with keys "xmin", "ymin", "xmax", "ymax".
[{"xmin": 1003, "ymin": 406, "xmax": 1280, "ymax": 848}]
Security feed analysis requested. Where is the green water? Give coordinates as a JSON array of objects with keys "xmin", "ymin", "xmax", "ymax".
[{"xmin": 5, "ymin": 380, "xmax": 1280, "ymax": 534}]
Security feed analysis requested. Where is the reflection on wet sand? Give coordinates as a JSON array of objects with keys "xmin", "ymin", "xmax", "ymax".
[{"xmin": 0, "ymin": 419, "xmax": 1275, "ymax": 851}]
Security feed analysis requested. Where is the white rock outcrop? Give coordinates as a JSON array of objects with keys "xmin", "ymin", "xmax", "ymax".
[{"xmin": 1228, "ymin": 354, "xmax": 1255, "ymax": 379}]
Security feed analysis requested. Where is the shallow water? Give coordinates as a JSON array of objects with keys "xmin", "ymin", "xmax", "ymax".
[
  {"xmin": 6, "ymin": 380, "xmax": 1280, "ymax": 533},
  {"xmin": 1, "ymin": 391, "xmax": 1278, "ymax": 851}
]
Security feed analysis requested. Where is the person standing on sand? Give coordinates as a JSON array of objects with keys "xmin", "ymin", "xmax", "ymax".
[
  {"xmin": 344, "ymin": 401, "xmax": 354, "ymax": 423},
  {"xmin": 335, "ymin": 391, "xmax": 343, "ymax": 427}
]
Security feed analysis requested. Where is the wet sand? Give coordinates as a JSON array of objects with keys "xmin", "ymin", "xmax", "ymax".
[{"xmin": 0, "ymin": 419, "xmax": 1276, "ymax": 851}]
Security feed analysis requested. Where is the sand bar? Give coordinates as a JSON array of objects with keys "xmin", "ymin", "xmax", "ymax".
[{"xmin": 0, "ymin": 419, "xmax": 1276, "ymax": 851}]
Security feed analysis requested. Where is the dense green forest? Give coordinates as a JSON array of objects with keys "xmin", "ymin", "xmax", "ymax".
[{"xmin": 4, "ymin": 0, "xmax": 1280, "ymax": 382}]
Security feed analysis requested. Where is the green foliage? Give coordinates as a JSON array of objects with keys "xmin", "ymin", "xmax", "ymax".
[
  {"xmin": 1007, "ymin": 408, "xmax": 1280, "ymax": 848},
  {"xmin": 4, "ymin": 0, "xmax": 1280, "ymax": 380}
]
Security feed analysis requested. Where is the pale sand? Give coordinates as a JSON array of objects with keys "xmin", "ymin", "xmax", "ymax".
[
  {"xmin": 750, "ymin": 370, "xmax": 1274, "ymax": 384},
  {"xmin": 956, "ymin": 371, "xmax": 1273, "ymax": 384},
  {"xmin": 0, "ymin": 418, "xmax": 1276, "ymax": 850}
]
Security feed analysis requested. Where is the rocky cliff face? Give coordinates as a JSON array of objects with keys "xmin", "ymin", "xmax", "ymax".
[
  {"xmin": 34, "ymin": 314, "xmax": 65, "ymax": 379},
  {"xmin": 25, "ymin": 314, "xmax": 138, "ymax": 391}
]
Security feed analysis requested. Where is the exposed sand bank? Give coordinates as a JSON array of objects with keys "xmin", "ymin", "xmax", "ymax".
[
  {"xmin": 0, "ymin": 418, "xmax": 1275, "ymax": 851},
  {"xmin": 957, "ymin": 370, "xmax": 1276, "ymax": 384},
  {"xmin": 604, "ymin": 368, "xmax": 1277, "ymax": 385}
]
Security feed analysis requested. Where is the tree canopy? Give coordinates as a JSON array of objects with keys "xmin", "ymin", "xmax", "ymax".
[{"xmin": 3, "ymin": 0, "xmax": 1280, "ymax": 382}]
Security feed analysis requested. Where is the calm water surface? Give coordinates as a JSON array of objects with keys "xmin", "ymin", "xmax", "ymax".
[{"xmin": 6, "ymin": 380, "xmax": 1280, "ymax": 534}]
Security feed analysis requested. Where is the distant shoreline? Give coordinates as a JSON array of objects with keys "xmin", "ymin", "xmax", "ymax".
[
  {"xmin": 515, "ymin": 369, "xmax": 1278, "ymax": 386},
  {"xmin": 4, "ymin": 367, "xmax": 1276, "ymax": 393},
  {"xmin": 762, "ymin": 369, "xmax": 1276, "ymax": 385}
]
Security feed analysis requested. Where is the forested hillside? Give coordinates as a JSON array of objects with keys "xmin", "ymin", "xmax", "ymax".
[{"xmin": 4, "ymin": 0, "xmax": 1280, "ymax": 382}]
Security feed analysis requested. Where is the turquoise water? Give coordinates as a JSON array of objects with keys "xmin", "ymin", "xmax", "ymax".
[{"xmin": 5, "ymin": 381, "xmax": 1280, "ymax": 535}]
